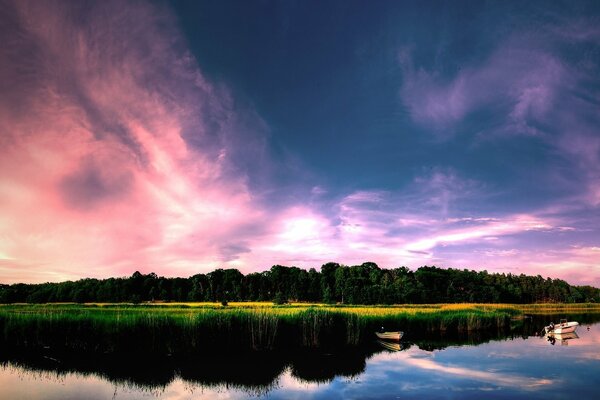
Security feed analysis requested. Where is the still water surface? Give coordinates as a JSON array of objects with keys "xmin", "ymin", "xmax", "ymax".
[{"xmin": 1, "ymin": 321, "xmax": 599, "ymax": 399}]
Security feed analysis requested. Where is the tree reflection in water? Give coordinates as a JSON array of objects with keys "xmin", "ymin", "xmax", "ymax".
[
  {"xmin": 1, "ymin": 313, "xmax": 599, "ymax": 398},
  {"xmin": 0, "ymin": 329, "xmax": 532, "ymax": 394}
]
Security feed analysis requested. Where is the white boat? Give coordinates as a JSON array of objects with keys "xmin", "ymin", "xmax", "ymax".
[
  {"xmin": 375, "ymin": 331, "xmax": 404, "ymax": 341},
  {"xmin": 544, "ymin": 319, "xmax": 579, "ymax": 334}
]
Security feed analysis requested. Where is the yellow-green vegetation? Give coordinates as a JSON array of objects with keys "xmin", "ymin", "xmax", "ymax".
[{"xmin": 1, "ymin": 303, "xmax": 598, "ymax": 354}]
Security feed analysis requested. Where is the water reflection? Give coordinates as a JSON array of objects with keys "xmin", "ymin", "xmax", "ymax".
[
  {"xmin": 399, "ymin": 347, "xmax": 553, "ymax": 388},
  {"xmin": 376, "ymin": 340, "xmax": 410, "ymax": 352},
  {"xmin": 1, "ymin": 316, "xmax": 599, "ymax": 399},
  {"xmin": 546, "ymin": 331, "xmax": 579, "ymax": 345}
]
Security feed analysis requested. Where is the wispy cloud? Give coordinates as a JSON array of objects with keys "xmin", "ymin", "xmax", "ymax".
[
  {"xmin": 413, "ymin": 167, "xmax": 481, "ymax": 218},
  {"xmin": 0, "ymin": 1, "xmax": 598, "ymax": 286},
  {"xmin": 233, "ymin": 186, "xmax": 593, "ymax": 282},
  {"xmin": 391, "ymin": 15, "xmax": 600, "ymax": 285},
  {"xmin": 399, "ymin": 40, "xmax": 566, "ymax": 138},
  {"xmin": 0, "ymin": 0, "xmax": 270, "ymax": 281},
  {"xmin": 399, "ymin": 21, "xmax": 600, "ymax": 208}
]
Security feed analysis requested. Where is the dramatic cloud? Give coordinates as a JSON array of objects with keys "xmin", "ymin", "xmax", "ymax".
[
  {"xmin": 0, "ymin": 0, "xmax": 269, "ymax": 282},
  {"xmin": 0, "ymin": 1, "xmax": 598, "ymax": 286},
  {"xmin": 399, "ymin": 25, "xmax": 600, "ymax": 203},
  {"xmin": 396, "ymin": 17, "xmax": 600, "ymax": 284},
  {"xmin": 399, "ymin": 41, "xmax": 566, "ymax": 138}
]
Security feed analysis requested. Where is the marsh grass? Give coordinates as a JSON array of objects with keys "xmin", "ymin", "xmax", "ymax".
[{"xmin": 1, "ymin": 303, "xmax": 597, "ymax": 354}]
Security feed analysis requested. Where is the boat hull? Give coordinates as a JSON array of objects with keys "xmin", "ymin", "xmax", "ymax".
[
  {"xmin": 375, "ymin": 331, "xmax": 403, "ymax": 341},
  {"xmin": 545, "ymin": 321, "xmax": 579, "ymax": 334},
  {"xmin": 552, "ymin": 325, "xmax": 578, "ymax": 334}
]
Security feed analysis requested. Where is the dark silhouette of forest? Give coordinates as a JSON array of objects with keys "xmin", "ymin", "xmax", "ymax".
[{"xmin": 1, "ymin": 263, "xmax": 598, "ymax": 304}]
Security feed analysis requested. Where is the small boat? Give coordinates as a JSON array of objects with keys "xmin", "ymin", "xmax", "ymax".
[
  {"xmin": 375, "ymin": 331, "xmax": 404, "ymax": 341},
  {"xmin": 544, "ymin": 319, "xmax": 579, "ymax": 334}
]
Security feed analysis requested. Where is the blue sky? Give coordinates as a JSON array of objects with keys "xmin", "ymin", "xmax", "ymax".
[
  {"xmin": 171, "ymin": 0, "xmax": 599, "ymax": 212},
  {"xmin": 0, "ymin": 0, "xmax": 599, "ymax": 284}
]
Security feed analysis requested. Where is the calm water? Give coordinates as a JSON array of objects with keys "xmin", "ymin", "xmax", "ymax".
[{"xmin": 1, "ymin": 321, "xmax": 599, "ymax": 399}]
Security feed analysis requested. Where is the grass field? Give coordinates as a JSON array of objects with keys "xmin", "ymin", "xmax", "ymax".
[{"xmin": 1, "ymin": 303, "xmax": 598, "ymax": 354}]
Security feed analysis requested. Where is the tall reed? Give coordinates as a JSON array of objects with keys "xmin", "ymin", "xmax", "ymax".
[{"xmin": 0, "ymin": 304, "xmax": 523, "ymax": 353}]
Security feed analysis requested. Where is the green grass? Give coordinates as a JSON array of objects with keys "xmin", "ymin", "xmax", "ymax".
[{"xmin": 1, "ymin": 303, "xmax": 598, "ymax": 354}]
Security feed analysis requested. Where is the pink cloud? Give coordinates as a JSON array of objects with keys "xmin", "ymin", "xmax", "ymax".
[
  {"xmin": 0, "ymin": 1, "xmax": 598, "ymax": 288},
  {"xmin": 399, "ymin": 24, "xmax": 600, "ymax": 210},
  {"xmin": 233, "ymin": 188, "xmax": 598, "ymax": 284},
  {"xmin": 398, "ymin": 21, "xmax": 600, "ymax": 267},
  {"xmin": 463, "ymin": 245, "xmax": 600, "ymax": 287},
  {"xmin": 403, "ymin": 214, "xmax": 554, "ymax": 253},
  {"xmin": 399, "ymin": 40, "xmax": 566, "ymax": 138},
  {"xmin": 0, "ymin": 0, "xmax": 269, "ymax": 282},
  {"xmin": 247, "ymin": 187, "xmax": 599, "ymax": 285}
]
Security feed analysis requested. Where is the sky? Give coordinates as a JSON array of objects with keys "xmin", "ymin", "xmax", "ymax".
[{"xmin": 0, "ymin": 0, "xmax": 599, "ymax": 285}]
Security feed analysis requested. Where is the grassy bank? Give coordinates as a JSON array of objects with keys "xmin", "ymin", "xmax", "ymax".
[{"xmin": 1, "ymin": 303, "xmax": 598, "ymax": 354}]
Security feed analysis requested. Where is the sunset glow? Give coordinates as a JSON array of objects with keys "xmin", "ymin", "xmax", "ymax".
[{"xmin": 0, "ymin": 0, "xmax": 599, "ymax": 285}]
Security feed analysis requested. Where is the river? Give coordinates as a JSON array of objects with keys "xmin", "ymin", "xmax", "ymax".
[{"xmin": 1, "ymin": 319, "xmax": 598, "ymax": 399}]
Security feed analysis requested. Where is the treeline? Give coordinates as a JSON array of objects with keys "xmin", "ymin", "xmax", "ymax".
[{"xmin": 1, "ymin": 263, "xmax": 599, "ymax": 304}]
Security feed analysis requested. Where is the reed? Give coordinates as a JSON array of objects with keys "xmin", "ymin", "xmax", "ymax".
[
  {"xmin": 0, "ymin": 303, "xmax": 533, "ymax": 354},
  {"xmin": 3, "ymin": 302, "xmax": 597, "ymax": 355}
]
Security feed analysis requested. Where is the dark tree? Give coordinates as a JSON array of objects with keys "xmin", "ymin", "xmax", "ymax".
[{"xmin": 1, "ymin": 264, "xmax": 598, "ymax": 304}]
